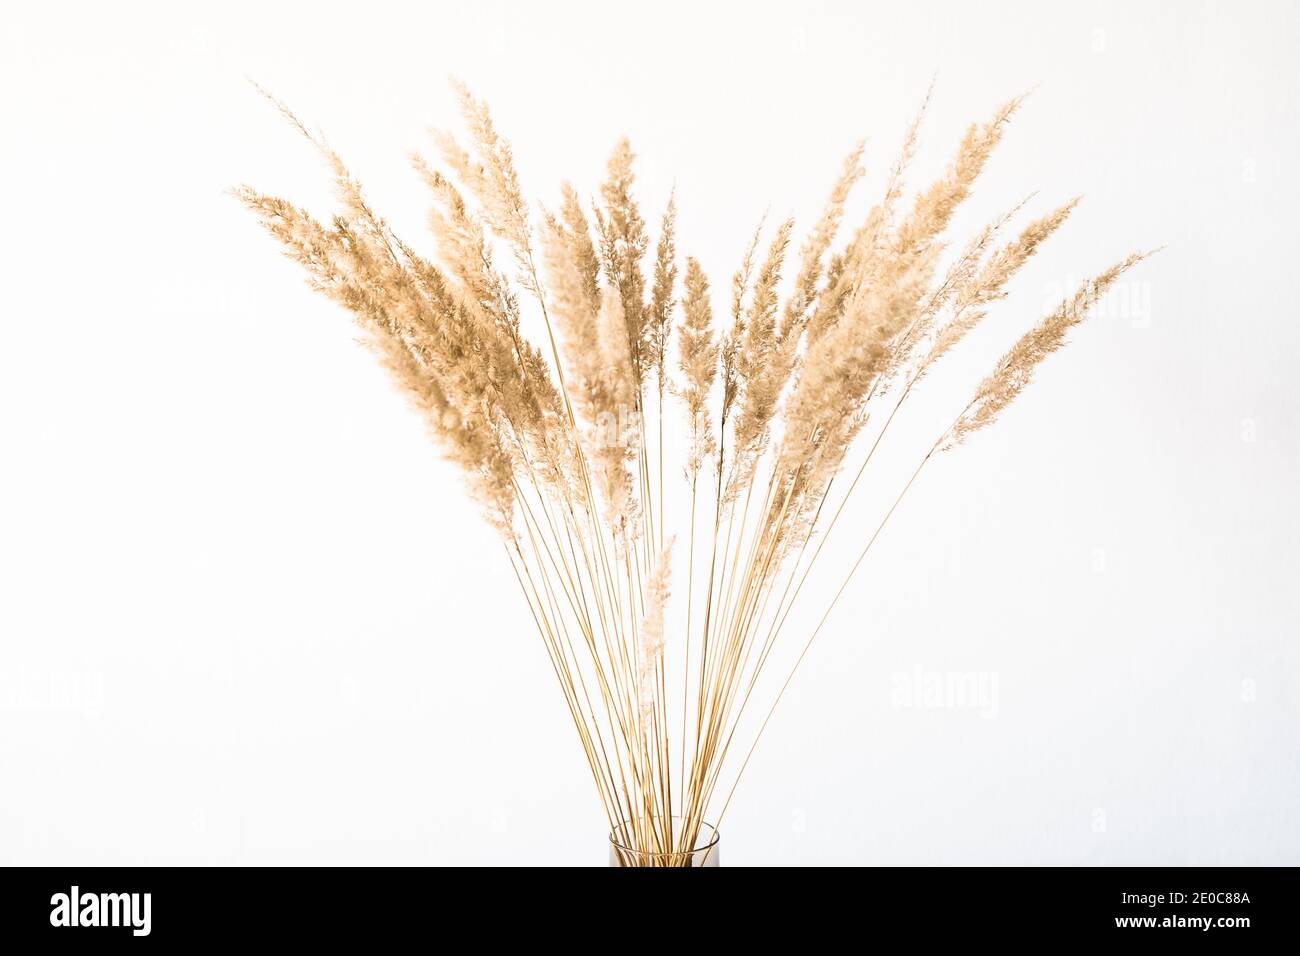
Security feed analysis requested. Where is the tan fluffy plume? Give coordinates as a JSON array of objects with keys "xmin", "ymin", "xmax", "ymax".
[{"xmin": 239, "ymin": 79, "xmax": 1151, "ymax": 863}]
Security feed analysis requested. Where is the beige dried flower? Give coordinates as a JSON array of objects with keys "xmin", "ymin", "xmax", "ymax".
[
  {"xmin": 540, "ymin": 192, "xmax": 640, "ymax": 534},
  {"xmin": 411, "ymin": 155, "xmax": 575, "ymax": 492},
  {"xmin": 782, "ymin": 142, "xmax": 865, "ymax": 341},
  {"xmin": 948, "ymin": 251, "xmax": 1152, "ymax": 447},
  {"xmin": 435, "ymin": 80, "xmax": 535, "ymax": 282},
  {"xmin": 233, "ymin": 187, "xmax": 519, "ymax": 535},
  {"xmin": 240, "ymin": 80, "xmax": 1150, "ymax": 861},
  {"xmin": 678, "ymin": 257, "xmax": 718, "ymax": 477},
  {"xmin": 923, "ymin": 197, "xmax": 1080, "ymax": 373},
  {"xmin": 637, "ymin": 539, "xmax": 675, "ymax": 721},
  {"xmin": 719, "ymin": 220, "xmax": 764, "ymax": 435},
  {"xmin": 728, "ymin": 217, "xmax": 794, "ymax": 488},
  {"xmin": 806, "ymin": 85, "xmax": 931, "ymax": 347},
  {"xmin": 597, "ymin": 138, "xmax": 650, "ymax": 384},
  {"xmin": 646, "ymin": 193, "xmax": 679, "ymax": 397},
  {"xmin": 771, "ymin": 96, "xmax": 1023, "ymax": 544}
]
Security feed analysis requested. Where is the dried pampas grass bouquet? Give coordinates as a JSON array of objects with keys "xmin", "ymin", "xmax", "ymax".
[{"xmin": 238, "ymin": 79, "xmax": 1150, "ymax": 866}]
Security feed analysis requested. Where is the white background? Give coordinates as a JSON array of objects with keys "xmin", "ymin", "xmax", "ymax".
[{"xmin": 2, "ymin": 0, "xmax": 1297, "ymax": 865}]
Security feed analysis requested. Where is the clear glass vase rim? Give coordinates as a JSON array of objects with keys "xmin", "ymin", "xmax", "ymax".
[{"xmin": 607, "ymin": 818, "xmax": 720, "ymax": 856}]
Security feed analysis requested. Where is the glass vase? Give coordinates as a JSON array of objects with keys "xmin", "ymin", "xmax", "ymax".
[{"xmin": 608, "ymin": 818, "xmax": 720, "ymax": 867}]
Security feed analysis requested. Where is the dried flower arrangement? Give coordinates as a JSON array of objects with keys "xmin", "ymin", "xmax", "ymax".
[{"xmin": 237, "ymin": 80, "xmax": 1150, "ymax": 865}]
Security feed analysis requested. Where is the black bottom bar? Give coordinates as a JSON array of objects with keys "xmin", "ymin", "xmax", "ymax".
[{"xmin": 0, "ymin": 866, "xmax": 1291, "ymax": 944}]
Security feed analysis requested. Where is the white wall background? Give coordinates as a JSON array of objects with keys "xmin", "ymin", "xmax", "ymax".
[{"xmin": 2, "ymin": 0, "xmax": 1297, "ymax": 865}]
